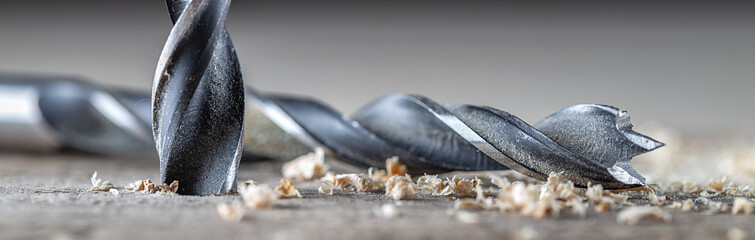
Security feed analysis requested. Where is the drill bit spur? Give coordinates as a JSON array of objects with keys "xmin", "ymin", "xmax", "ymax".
[{"xmin": 149, "ymin": 0, "xmax": 663, "ymax": 195}]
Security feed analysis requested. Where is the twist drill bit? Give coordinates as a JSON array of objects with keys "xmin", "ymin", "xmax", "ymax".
[
  {"xmin": 153, "ymin": 0, "xmax": 245, "ymax": 195},
  {"xmin": 0, "ymin": 75, "xmax": 153, "ymax": 155},
  {"xmin": 0, "ymin": 74, "xmax": 663, "ymax": 189},
  {"xmin": 244, "ymin": 92, "xmax": 664, "ymax": 189}
]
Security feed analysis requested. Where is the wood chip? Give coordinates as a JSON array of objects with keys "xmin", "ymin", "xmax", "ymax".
[
  {"xmin": 216, "ymin": 201, "xmax": 245, "ymax": 222},
  {"xmin": 617, "ymin": 206, "xmax": 672, "ymax": 225},
  {"xmin": 334, "ymin": 174, "xmax": 374, "ymax": 192},
  {"xmin": 89, "ymin": 172, "xmax": 114, "ymax": 191},
  {"xmin": 732, "ymin": 198, "xmax": 753, "ymax": 215},
  {"xmin": 385, "ymin": 174, "xmax": 417, "ymax": 200},
  {"xmin": 282, "ymin": 148, "xmax": 330, "ymax": 181},
  {"xmin": 239, "ymin": 180, "xmax": 278, "ymax": 209},
  {"xmin": 274, "ymin": 179, "xmax": 302, "ymax": 198}
]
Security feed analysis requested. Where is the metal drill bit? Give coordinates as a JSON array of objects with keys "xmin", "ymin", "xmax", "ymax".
[
  {"xmin": 244, "ymin": 92, "xmax": 664, "ymax": 189},
  {"xmin": 0, "ymin": 74, "xmax": 153, "ymax": 155},
  {"xmin": 153, "ymin": 0, "xmax": 244, "ymax": 195}
]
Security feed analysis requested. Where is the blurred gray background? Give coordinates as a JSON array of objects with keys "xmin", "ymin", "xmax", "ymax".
[{"xmin": 0, "ymin": 1, "xmax": 753, "ymax": 132}]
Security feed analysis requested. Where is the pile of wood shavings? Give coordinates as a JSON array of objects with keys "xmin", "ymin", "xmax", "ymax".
[
  {"xmin": 271, "ymin": 150, "xmax": 755, "ymax": 224},
  {"xmin": 123, "ymin": 179, "xmax": 179, "ymax": 195}
]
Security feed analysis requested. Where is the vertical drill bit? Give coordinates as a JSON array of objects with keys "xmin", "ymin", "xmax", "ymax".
[{"xmin": 152, "ymin": 0, "xmax": 244, "ymax": 195}]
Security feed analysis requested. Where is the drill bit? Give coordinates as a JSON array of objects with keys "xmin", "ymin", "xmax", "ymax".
[
  {"xmin": 244, "ymin": 92, "xmax": 664, "ymax": 189},
  {"xmin": 0, "ymin": 73, "xmax": 662, "ymax": 189},
  {"xmin": 0, "ymin": 74, "xmax": 153, "ymax": 155},
  {"xmin": 153, "ymin": 0, "xmax": 245, "ymax": 195}
]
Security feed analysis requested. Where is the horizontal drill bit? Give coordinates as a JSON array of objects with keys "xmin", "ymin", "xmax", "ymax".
[
  {"xmin": 0, "ymin": 75, "xmax": 153, "ymax": 155},
  {"xmin": 244, "ymin": 92, "xmax": 664, "ymax": 189},
  {"xmin": 0, "ymin": 74, "xmax": 663, "ymax": 189}
]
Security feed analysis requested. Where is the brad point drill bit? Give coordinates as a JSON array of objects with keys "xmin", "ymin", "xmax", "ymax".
[
  {"xmin": 245, "ymin": 93, "xmax": 664, "ymax": 189},
  {"xmin": 152, "ymin": 0, "xmax": 244, "ymax": 196}
]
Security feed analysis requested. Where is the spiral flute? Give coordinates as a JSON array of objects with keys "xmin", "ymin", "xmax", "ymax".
[
  {"xmin": 245, "ymin": 92, "xmax": 664, "ymax": 189},
  {"xmin": 153, "ymin": 0, "xmax": 244, "ymax": 196},
  {"xmin": 150, "ymin": 0, "xmax": 663, "ymax": 195}
]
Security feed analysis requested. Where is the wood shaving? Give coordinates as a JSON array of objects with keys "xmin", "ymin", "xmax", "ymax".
[
  {"xmin": 564, "ymin": 198, "xmax": 588, "ymax": 217},
  {"xmin": 616, "ymin": 206, "xmax": 671, "ymax": 225},
  {"xmin": 318, "ymin": 180, "xmax": 334, "ymax": 195},
  {"xmin": 369, "ymin": 157, "xmax": 409, "ymax": 190},
  {"xmin": 282, "ymin": 148, "xmax": 330, "ymax": 181},
  {"xmin": 386, "ymin": 156, "xmax": 408, "ymax": 177},
  {"xmin": 665, "ymin": 181, "xmax": 703, "ymax": 194},
  {"xmin": 708, "ymin": 176, "xmax": 728, "ymax": 191},
  {"xmin": 334, "ymin": 174, "xmax": 374, "ymax": 192},
  {"xmin": 320, "ymin": 172, "xmax": 336, "ymax": 183},
  {"xmin": 666, "ymin": 202, "xmax": 682, "ymax": 209},
  {"xmin": 374, "ymin": 204, "xmax": 399, "ymax": 219},
  {"xmin": 681, "ymin": 199, "xmax": 695, "ymax": 212},
  {"xmin": 416, "ymin": 174, "xmax": 450, "ymax": 195},
  {"xmin": 731, "ymin": 198, "xmax": 753, "ymax": 215},
  {"xmin": 239, "ymin": 181, "xmax": 278, "ymax": 209},
  {"xmin": 649, "ymin": 194, "xmax": 666, "ymax": 206},
  {"xmin": 216, "ymin": 201, "xmax": 245, "ymax": 222},
  {"xmin": 727, "ymin": 228, "xmax": 747, "ymax": 240},
  {"xmin": 385, "ymin": 174, "xmax": 417, "ymax": 200},
  {"xmin": 707, "ymin": 201, "xmax": 724, "ymax": 213},
  {"xmin": 585, "ymin": 183, "xmax": 628, "ymax": 212},
  {"xmin": 454, "ymin": 198, "xmax": 485, "ymax": 210},
  {"xmin": 497, "ymin": 181, "xmax": 540, "ymax": 214},
  {"xmin": 89, "ymin": 172, "xmax": 115, "ymax": 191},
  {"xmin": 124, "ymin": 179, "xmax": 179, "ymax": 195},
  {"xmin": 274, "ymin": 179, "xmax": 302, "ymax": 198},
  {"xmin": 447, "ymin": 175, "xmax": 480, "ymax": 195}
]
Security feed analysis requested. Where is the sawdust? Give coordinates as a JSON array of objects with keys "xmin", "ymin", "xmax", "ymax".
[
  {"xmin": 216, "ymin": 201, "xmax": 245, "ymax": 222},
  {"xmin": 384, "ymin": 174, "xmax": 416, "ymax": 200},
  {"xmin": 320, "ymin": 172, "xmax": 336, "ymax": 183},
  {"xmin": 318, "ymin": 180, "xmax": 334, "ymax": 195},
  {"xmin": 731, "ymin": 198, "xmax": 753, "ymax": 215},
  {"xmin": 416, "ymin": 174, "xmax": 450, "ymax": 195},
  {"xmin": 274, "ymin": 179, "xmax": 302, "ymax": 198},
  {"xmin": 239, "ymin": 180, "xmax": 278, "ymax": 209},
  {"xmin": 334, "ymin": 174, "xmax": 374, "ymax": 192},
  {"xmin": 616, "ymin": 206, "xmax": 672, "ymax": 225},
  {"xmin": 649, "ymin": 194, "xmax": 666, "ymax": 206},
  {"xmin": 414, "ymin": 174, "xmax": 481, "ymax": 196},
  {"xmin": 282, "ymin": 148, "xmax": 330, "ymax": 181},
  {"xmin": 124, "ymin": 179, "xmax": 178, "ymax": 195},
  {"xmin": 89, "ymin": 172, "xmax": 114, "ymax": 191},
  {"xmin": 585, "ymin": 183, "xmax": 628, "ymax": 213},
  {"xmin": 369, "ymin": 156, "xmax": 409, "ymax": 190}
]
